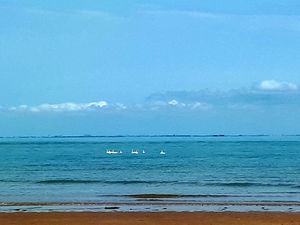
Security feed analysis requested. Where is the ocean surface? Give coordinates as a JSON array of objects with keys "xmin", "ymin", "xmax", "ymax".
[{"xmin": 0, "ymin": 135, "xmax": 300, "ymax": 212}]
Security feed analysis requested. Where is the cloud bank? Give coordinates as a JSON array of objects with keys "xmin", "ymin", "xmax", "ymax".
[
  {"xmin": 3, "ymin": 80, "xmax": 300, "ymax": 114},
  {"xmin": 147, "ymin": 80, "xmax": 300, "ymax": 108},
  {"xmin": 9, "ymin": 101, "xmax": 110, "ymax": 113}
]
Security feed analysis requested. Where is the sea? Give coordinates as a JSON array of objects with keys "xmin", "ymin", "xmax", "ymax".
[{"xmin": 0, "ymin": 135, "xmax": 300, "ymax": 212}]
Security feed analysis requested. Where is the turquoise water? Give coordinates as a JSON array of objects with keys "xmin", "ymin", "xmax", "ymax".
[{"xmin": 0, "ymin": 136, "xmax": 300, "ymax": 211}]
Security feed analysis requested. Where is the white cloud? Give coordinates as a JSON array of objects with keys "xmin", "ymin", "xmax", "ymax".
[
  {"xmin": 87, "ymin": 101, "xmax": 108, "ymax": 108},
  {"xmin": 257, "ymin": 80, "xmax": 298, "ymax": 92},
  {"xmin": 9, "ymin": 101, "xmax": 109, "ymax": 113},
  {"xmin": 147, "ymin": 99, "xmax": 210, "ymax": 111},
  {"xmin": 168, "ymin": 99, "xmax": 179, "ymax": 106},
  {"xmin": 190, "ymin": 102, "xmax": 211, "ymax": 110},
  {"xmin": 168, "ymin": 99, "xmax": 187, "ymax": 108},
  {"xmin": 166, "ymin": 100, "xmax": 210, "ymax": 110}
]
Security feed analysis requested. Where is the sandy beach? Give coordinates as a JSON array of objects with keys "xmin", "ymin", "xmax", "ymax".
[{"xmin": 0, "ymin": 212, "xmax": 299, "ymax": 225}]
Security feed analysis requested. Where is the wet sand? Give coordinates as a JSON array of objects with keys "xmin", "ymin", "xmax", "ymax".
[{"xmin": 0, "ymin": 212, "xmax": 300, "ymax": 225}]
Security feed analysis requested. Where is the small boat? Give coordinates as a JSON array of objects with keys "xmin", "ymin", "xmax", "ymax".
[
  {"xmin": 119, "ymin": 150, "xmax": 123, "ymax": 154},
  {"xmin": 160, "ymin": 150, "xmax": 166, "ymax": 155},
  {"xmin": 142, "ymin": 150, "xmax": 145, "ymax": 154},
  {"xmin": 106, "ymin": 149, "xmax": 118, "ymax": 154},
  {"xmin": 131, "ymin": 149, "xmax": 139, "ymax": 154}
]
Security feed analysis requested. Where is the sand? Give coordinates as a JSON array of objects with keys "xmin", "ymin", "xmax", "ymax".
[{"xmin": 0, "ymin": 212, "xmax": 300, "ymax": 225}]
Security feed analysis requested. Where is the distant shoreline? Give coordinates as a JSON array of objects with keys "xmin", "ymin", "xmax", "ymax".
[{"xmin": 0, "ymin": 134, "xmax": 276, "ymax": 139}]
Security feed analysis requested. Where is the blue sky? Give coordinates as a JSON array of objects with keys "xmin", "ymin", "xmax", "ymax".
[{"xmin": 1, "ymin": 0, "xmax": 300, "ymax": 136}]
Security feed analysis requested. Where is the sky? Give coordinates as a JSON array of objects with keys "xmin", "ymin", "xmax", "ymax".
[{"xmin": 1, "ymin": 0, "xmax": 300, "ymax": 136}]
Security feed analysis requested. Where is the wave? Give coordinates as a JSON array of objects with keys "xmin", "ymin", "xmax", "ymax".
[
  {"xmin": 36, "ymin": 179, "xmax": 182, "ymax": 185},
  {"xmin": 210, "ymin": 182, "xmax": 261, "ymax": 187},
  {"xmin": 207, "ymin": 182, "xmax": 300, "ymax": 188},
  {"xmin": 36, "ymin": 180, "xmax": 200, "ymax": 185},
  {"xmin": 36, "ymin": 179, "xmax": 102, "ymax": 184},
  {"xmin": 119, "ymin": 194, "xmax": 230, "ymax": 198},
  {"xmin": 27, "ymin": 180, "xmax": 300, "ymax": 189}
]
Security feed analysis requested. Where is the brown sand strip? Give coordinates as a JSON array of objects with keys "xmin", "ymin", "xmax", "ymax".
[{"xmin": 0, "ymin": 212, "xmax": 300, "ymax": 225}]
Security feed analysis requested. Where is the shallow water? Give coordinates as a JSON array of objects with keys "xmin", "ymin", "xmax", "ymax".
[{"xmin": 0, "ymin": 136, "xmax": 300, "ymax": 211}]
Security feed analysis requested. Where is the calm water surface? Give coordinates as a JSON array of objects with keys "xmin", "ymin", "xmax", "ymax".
[{"xmin": 0, "ymin": 136, "xmax": 299, "ymax": 210}]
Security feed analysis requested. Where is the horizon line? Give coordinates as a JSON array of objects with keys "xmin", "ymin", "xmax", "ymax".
[{"xmin": 1, "ymin": 134, "xmax": 300, "ymax": 139}]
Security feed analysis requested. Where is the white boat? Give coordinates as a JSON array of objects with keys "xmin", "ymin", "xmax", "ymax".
[
  {"xmin": 160, "ymin": 150, "xmax": 166, "ymax": 155},
  {"xmin": 131, "ymin": 149, "xmax": 139, "ymax": 154},
  {"xmin": 119, "ymin": 150, "xmax": 123, "ymax": 154},
  {"xmin": 142, "ymin": 150, "xmax": 145, "ymax": 154},
  {"xmin": 106, "ymin": 149, "xmax": 118, "ymax": 154}
]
